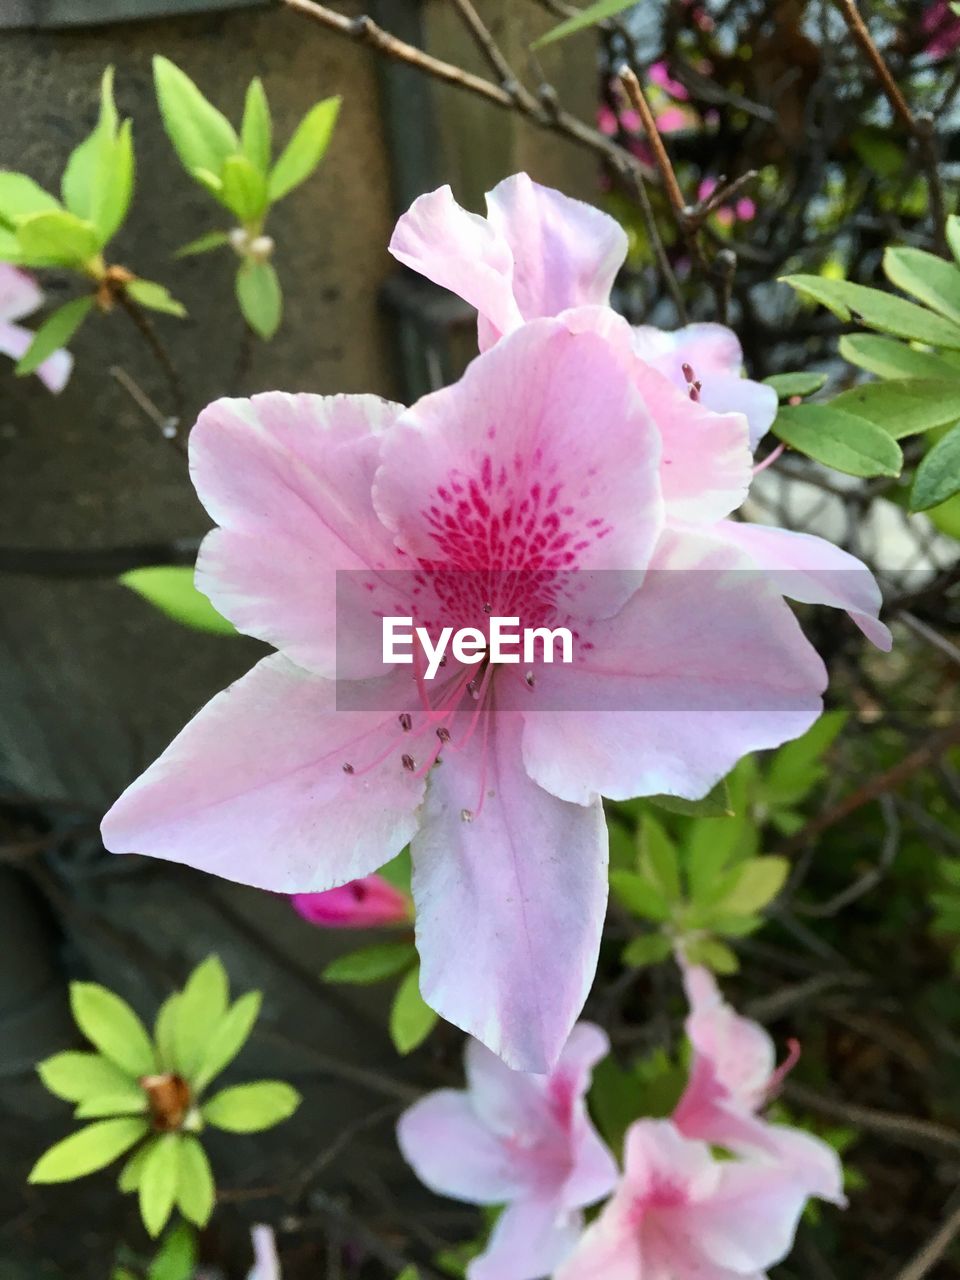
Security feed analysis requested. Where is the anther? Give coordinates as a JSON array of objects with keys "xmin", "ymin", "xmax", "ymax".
[
  {"xmin": 689, "ymin": 384, "xmax": 701, "ymax": 403},
  {"xmin": 525, "ymin": 671, "xmax": 536, "ymax": 689},
  {"xmin": 399, "ymin": 712, "xmax": 412, "ymax": 732},
  {"xmin": 401, "ymin": 753, "xmax": 416, "ymax": 772},
  {"xmin": 483, "ymin": 601, "xmax": 493, "ymax": 614},
  {"xmin": 342, "ymin": 762, "xmax": 355, "ymax": 774},
  {"xmin": 467, "ymin": 679, "xmax": 480, "ymax": 700},
  {"xmin": 436, "ymin": 726, "xmax": 451, "ymax": 743},
  {"xmin": 681, "ymin": 362, "xmax": 695, "ymax": 384},
  {"xmin": 439, "ymin": 655, "xmax": 448, "ymax": 667},
  {"xmin": 460, "ymin": 808, "xmax": 474, "ymax": 823}
]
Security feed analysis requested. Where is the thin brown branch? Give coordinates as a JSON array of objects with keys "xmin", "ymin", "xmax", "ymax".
[
  {"xmin": 778, "ymin": 720, "xmax": 960, "ymax": 856},
  {"xmin": 893, "ymin": 1194, "xmax": 960, "ymax": 1280},
  {"xmin": 617, "ymin": 66, "xmax": 686, "ymax": 218},
  {"xmin": 836, "ymin": 0, "xmax": 947, "ymax": 252},
  {"xmin": 118, "ymin": 293, "xmax": 187, "ymax": 439},
  {"xmin": 281, "ymin": 0, "xmax": 654, "ymax": 184},
  {"xmin": 784, "ymin": 1079, "xmax": 960, "ymax": 1155},
  {"xmin": 447, "ymin": 0, "xmax": 539, "ymax": 113}
]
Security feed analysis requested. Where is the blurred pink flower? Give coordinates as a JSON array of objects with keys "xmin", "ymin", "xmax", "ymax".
[
  {"xmin": 923, "ymin": 0, "xmax": 960, "ymax": 58},
  {"xmin": 556, "ymin": 1119, "xmax": 811, "ymax": 1280},
  {"xmin": 398, "ymin": 1023, "xmax": 617, "ymax": 1280},
  {"xmin": 0, "ymin": 265, "xmax": 72, "ymax": 393},
  {"xmin": 673, "ymin": 964, "xmax": 845, "ymax": 1205},
  {"xmin": 697, "ymin": 177, "xmax": 756, "ymax": 229},
  {"xmin": 292, "ymin": 873, "xmax": 411, "ymax": 928},
  {"xmin": 247, "ymin": 1225, "xmax": 281, "ymax": 1280},
  {"xmin": 648, "ymin": 60, "xmax": 690, "ymax": 100}
]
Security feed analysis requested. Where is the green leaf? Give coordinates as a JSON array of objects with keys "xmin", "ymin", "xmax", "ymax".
[
  {"xmin": 86, "ymin": 117, "xmax": 135, "ymax": 247},
  {"xmin": 29, "ymin": 1117, "xmax": 148, "ymax": 1183},
  {"xmin": 883, "ymin": 246, "xmax": 960, "ymax": 326},
  {"xmin": 378, "ymin": 846, "xmax": 413, "ymax": 893},
  {"xmin": 193, "ymin": 990, "xmax": 262, "ymax": 1094},
  {"xmin": 268, "ymin": 96, "xmax": 340, "ymax": 202},
  {"xmin": 687, "ymin": 841, "xmax": 735, "ymax": 904},
  {"xmin": 153, "ymin": 56, "xmax": 239, "ymax": 178},
  {"xmin": 763, "ymin": 371, "xmax": 828, "ymax": 400},
  {"xmin": 70, "ymin": 982, "xmax": 157, "ymax": 1078},
  {"xmin": 241, "ymin": 77, "xmax": 272, "ymax": 174},
  {"xmin": 589, "ymin": 1053, "xmax": 640, "ymax": 1153},
  {"xmin": 62, "ymin": 68, "xmax": 120, "ymax": 222},
  {"xmin": 75, "ymin": 1089, "xmax": 149, "ymax": 1119},
  {"xmin": 638, "ymin": 815, "xmax": 681, "ymax": 901},
  {"xmin": 15, "ymin": 296, "xmax": 93, "ymax": 376},
  {"xmin": 139, "ymin": 1133, "xmax": 180, "ymax": 1238},
  {"xmin": 713, "ymin": 856, "xmax": 789, "ymax": 915},
  {"xmin": 622, "ymin": 932, "xmax": 673, "ymax": 968},
  {"xmin": 0, "ymin": 171, "xmax": 61, "ymax": 228},
  {"xmin": 221, "ymin": 154, "xmax": 269, "ymax": 224},
  {"xmin": 37, "ymin": 1051, "xmax": 136, "ymax": 1102},
  {"xmin": 175, "ymin": 229, "xmax": 229, "ymax": 258},
  {"xmin": 175, "ymin": 1136, "xmax": 215, "ymax": 1227},
  {"xmin": 190, "ymin": 167, "xmax": 227, "ymax": 203},
  {"xmin": 912, "ymin": 422, "xmax": 960, "ymax": 510},
  {"xmin": 782, "ymin": 273, "xmax": 960, "ymax": 348},
  {"xmin": 531, "ymin": 0, "xmax": 638, "ymax": 47},
  {"xmin": 765, "ymin": 709, "xmax": 847, "ymax": 805},
  {"xmin": 119, "ymin": 566, "xmax": 236, "ymax": 635},
  {"xmin": 118, "ymin": 1138, "xmax": 155, "ymax": 1193},
  {"xmin": 236, "ymin": 260, "xmax": 281, "ymax": 339},
  {"xmin": 829, "ymin": 380, "xmax": 960, "ymax": 439},
  {"xmin": 322, "ymin": 941, "xmax": 417, "ymax": 985},
  {"xmin": 202, "ymin": 1081, "xmax": 301, "ymax": 1132},
  {"xmin": 15, "ymin": 210, "xmax": 100, "ymax": 267},
  {"xmin": 395, "ymin": 1269, "xmax": 420, "ymax": 1280},
  {"xmin": 773, "ymin": 403, "xmax": 903, "ymax": 477},
  {"xmin": 389, "ymin": 965, "xmax": 439, "ymax": 1055},
  {"xmin": 174, "ymin": 956, "xmax": 230, "ymax": 1081},
  {"xmin": 609, "ymin": 870, "xmax": 670, "ymax": 922},
  {"xmin": 147, "ymin": 1223, "xmax": 197, "ymax": 1280},
  {"xmin": 838, "ymin": 333, "xmax": 960, "ymax": 382},
  {"xmin": 683, "ymin": 937, "xmax": 739, "ymax": 974},
  {"xmin": 154, "ymin": 995, "xmax": 181, "ymax": 1073},
  {"xmin": 125, "ymin": 279, "xmax": 187, "ymax": 318},
  {"xmin": 947, "ymin": 214, "xmax": 960, "ymax": 267},
  {"xmin": 647, "ymin": 779, "xmax": 733, "ymax": 818}
]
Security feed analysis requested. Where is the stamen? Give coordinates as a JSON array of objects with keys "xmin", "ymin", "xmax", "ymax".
[
  {"xmin": 688, "ymin": 384, "xmax": 701, "ymax": 403},
  {"xmin": 342, "ymin": 762, "xmax": 355, "ymax": 774},
  {"xmin": 436, "ymin": 726, "xmax": 451, "ymax": 743},
  {"xmin": 483, "ymin": 601, "xmax": 492, "ymax": 614},
  {"xmin": 467, "ymin": 678, "xmax": 480, "ymax": 700},
  {"xmin": 401, "ymin": 753, "xmax": 416, "ymax": 772},
  {"xmin": 460, "ymin": 809, "xmax": 474, "ymax": 823},
  {"xmin": 399, "ymin": 712, "xmax": 413, "ymax": 732},
  {"xmin": 681, "ymin": 362, "xmax": 696, "ymax": 384},
  {"xmin": 524, "ymin": 671, "xmax": 535, "ymax": 689}
]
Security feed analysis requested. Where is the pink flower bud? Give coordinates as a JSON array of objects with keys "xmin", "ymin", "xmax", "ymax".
[{"xmin": 291, "ymin": 874, "xmax": 412, "ymax": 928}]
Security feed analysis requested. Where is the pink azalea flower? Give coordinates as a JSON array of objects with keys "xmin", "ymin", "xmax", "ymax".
[
  {"xmin": 101, "ymin": 175, "xmax": 888, "ymax": 1073},
  {"xmin": 555, "ymin": 1119, "xmax": 811, "ymax": 1280},
  {"xmin": 673, "ymin": 964, "xmax": 846, "ymax": 1205},
  {"xmin": 291, "ymin": 873, "xmax": 411, "ymax": 928},
  {"xmin": 654, "ymin": 105, "xmax": 691, "ymax": 134},
  {"xmin": 0, "ymin": 265, "xmax": 73, "ymax": 393},
  {"xmin": 922, "ymin": 0, "xmax": 960, "ymax": 58},
  {"xmin": 397, "ymin": 1023, "xmax": 617, "ymax": 1280},
  {"xmin": 390, "ymin": 174, "xmax": 891, "ymax": 651}
]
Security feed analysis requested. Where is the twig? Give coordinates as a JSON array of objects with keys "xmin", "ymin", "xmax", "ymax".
[
  {"xmin": 0, "ymin": 539, "xmax": 200, "ymax": 578},
  {"xmin": 793, "ymin": 793, "xmax": 900, "ymax": 918},
  {"xmin": 893, "ymin": 1194, "xmax": 960, "ymax": 1280},
  {"xmin": 118, "ymin": 293, "xmax": 187, "ymax": 436},
  {"xmin": 690, "ymin": 170, "xmax": 759, "ymax": 225},
  {"xmin": 447, "ymin": 0, "xmax": 538, "ymax": 112},
  {"xmin": 281, "ymin": 0, "xmax": 653, "ymax": 185},
  {"xmin": 835, "ymin": 0, "xmax": 947, "ymax": 252},
  {"xmin": 778, "ymin": 720, "xmax": 960, "ymax": 856},
  {"xmin": 783, "ymin": 1080, "xmax": 960, "ymax": 1155},
  {"xmin": 617, "ymin": 66, "xmax": 687, "ymax": 219},
  {"xmin": 111, "ymin": 366, "xmax": 184, "ymax": 455}
]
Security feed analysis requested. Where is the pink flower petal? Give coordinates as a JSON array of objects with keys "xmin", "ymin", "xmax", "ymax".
[
  {"xmin": 374, "ymin": 319, "xmax": 663, "ymax": 604},
  {"xmin": 0, "ymin": 319, "xmax": 73, "ymax": 394},
  {"xmin": 101, "ymin": 655, "xmax": 424, "ymax": 892},
  {"xmin": 518, "ymin": 527, "xmax": 827, "ymax": 805},
  {"xmin": 702, "ymin": 521, "xmax": 892, "ymax": 650},
  {"xmin": 389, "ymin": 184, "xmax": 522, "ymax": 350},
  {"xmin": 684, "ymin": 1158, "xmax": 810, "ymax": 1272},
  {"xmin": 469, "ymin": 1196, "xmax": 583, "ymax": 1280},
  {"xmin": 397, "ymin": 1089, "xmax": 528, "ymax": 1204},
  {"xmin": 484, "ymin": 173, "xmax": 627, "ymax": 325},
  {"xmin": 190, "ymin": 393, "xmax": 409, "ymax": 679},
  {"xmin": 411, "ymin": 710, "xmax": 608, "ymax": 1072},
  {"xmin": 0, "ymin": 263, "xmax": 42, "ymax": 322}
]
